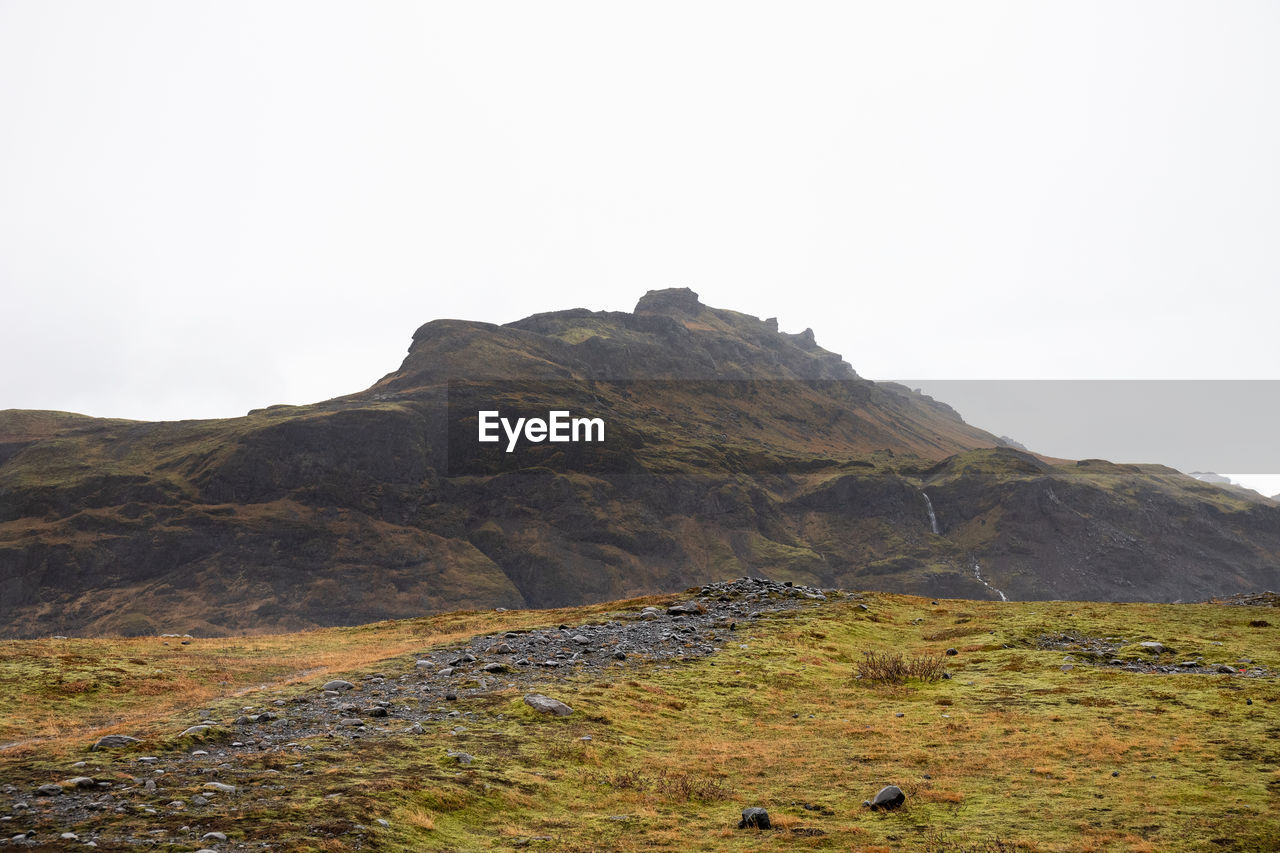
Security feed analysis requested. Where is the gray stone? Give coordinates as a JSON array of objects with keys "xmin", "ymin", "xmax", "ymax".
[
  {"xmin": 35, "ymin": 784, "xmax": 63, "ymax": 796},
  {"xmin": 203, "ymin": 782, "xmax": 236, "ymax": 794},
  {"xmin": 201, "ymin": 832, "xmax": 228, "ymax": 841},
  {"xmin": 482, "ymin": 662, "xmax": 508, "ymax": 673},
  {"xmin": 667, "ymin": 602, "xmax": 702, "ymax": 616},
  {"xmin": 1139, "ymin": 642, "xmax": 1165, "ymax": 654},
  {"xmin": 867, "ymin": 785, "xmax": 905, "ymax": 810},
  {"xmin": 67, "ymin": 776, "xmax": 96, "ymax": 789},
  {"xmin": 323, "ymin": 680, "xmax": 355, "ymax": 691},
  {"xmin": 179, "ymin": 725, "xmax": 212, "ymax": 737},
  {"xmin": 92, "ymin": 735, "xmax": 140, "ymax": 750},
  {"xmin": 524, "ymin": 694, "xmax": 573, "ymax": 716},
  {"xmin": 738, "ymin": 807, "xmax": 771, "ymax": 829}
]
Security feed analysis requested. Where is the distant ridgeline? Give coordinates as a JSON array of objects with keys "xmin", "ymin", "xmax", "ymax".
[{"xmin": 2, "ymin": 289, "xmax": 1278, "ymax": 637}]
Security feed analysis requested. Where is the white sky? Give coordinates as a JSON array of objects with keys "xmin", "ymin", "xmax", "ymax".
[{"xmin": 3, "ymin": 2, "xmax": 1279, "ymax": 434}]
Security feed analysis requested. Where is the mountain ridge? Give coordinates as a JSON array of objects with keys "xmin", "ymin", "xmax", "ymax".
[{"xmin": 1, "ymin": 289, "xmax": 1277, "ymax": 638}]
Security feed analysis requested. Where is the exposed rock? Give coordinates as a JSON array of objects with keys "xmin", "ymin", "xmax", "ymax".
[
  {"xmin": 866, "ymin": 785, "xmax": 905, "ymax": 810},
  {"xmin": 323, "ymin": 680, "xmax": 355, "ymax": 692},
  {"xmin": 524, "ymin": 694, "xmax": 574, "ymax": 716},
  {"xmin": 91, "ymin": 735, "xmax": 140, "ymax": 750},
  {"xmin": 738, "ymin": 807, "xmax": 771, "ymax": 829}
]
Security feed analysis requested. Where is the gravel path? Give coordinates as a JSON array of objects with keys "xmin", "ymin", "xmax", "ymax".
[{"xmin": 0, "ymin": 577, "xmax": 844, "ymax": 849}]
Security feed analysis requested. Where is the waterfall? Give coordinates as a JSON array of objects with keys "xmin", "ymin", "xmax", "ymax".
[
  {"xmin": 921, "ymin": 491, "xmax": 940, "ymax": 535},
  {"xmin": 972, "ymin": 559, "xmax": 1009, "ymax": 601}
]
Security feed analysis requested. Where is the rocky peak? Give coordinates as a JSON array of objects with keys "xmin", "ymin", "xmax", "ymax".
[{"xmin": 634, "ymin": 287, "xmax": 703, "ymax": 316}]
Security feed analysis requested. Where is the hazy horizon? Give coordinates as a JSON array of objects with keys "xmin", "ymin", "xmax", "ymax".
[{"xmin": 3, "ymin": 2, "xmax": 1278, "ymax": 491}]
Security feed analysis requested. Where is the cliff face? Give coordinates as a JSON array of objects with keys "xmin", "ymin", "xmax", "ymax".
[{"xmin": 1, "ymin": 289, "xmax": 1277, "ymax": 637}]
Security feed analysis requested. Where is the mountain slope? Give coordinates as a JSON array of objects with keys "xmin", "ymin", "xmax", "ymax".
[{"xmin": 1, "ymin": 289, "xmax": 1277, "ymax": 637}]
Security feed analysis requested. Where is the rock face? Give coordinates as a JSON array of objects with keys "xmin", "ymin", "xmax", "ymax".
[{"xmin": 2, "ymin": 291, "xmax": 1280, "ymax": 638}]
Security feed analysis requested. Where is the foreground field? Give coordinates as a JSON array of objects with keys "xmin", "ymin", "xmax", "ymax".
[{"xmin": 1, "ymin": 587, "xmax": 1278, "ymax": 852}]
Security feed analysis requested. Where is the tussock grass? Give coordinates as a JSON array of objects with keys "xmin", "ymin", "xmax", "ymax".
[
  {"xmin": 3, "ymin": 593, "xmax": 1279, "ymax": 850},
  {"xmin": 854, "ymin": 649, "xmax": 948, "ymax": 684}
]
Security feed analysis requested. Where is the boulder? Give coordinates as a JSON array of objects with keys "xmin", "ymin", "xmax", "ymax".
[
  {"xmin": 865, "ymin": 785, "xmax": 905, "ymax": 810},
  {"xmin": 91, "ymin": 735, "xmax": 140, "ymax": 750},
  {"xmin": 524, "ymin": 694, "xmax": 574, "ymax": 716},
  {"xmin": 738, "ymin": 807, "xmax": 771, "ymax": 829}
]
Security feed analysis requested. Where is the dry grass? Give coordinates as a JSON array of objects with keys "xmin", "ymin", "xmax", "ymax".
[
  {"xmin": 3, "ymin": 593, "xmax": 1279, "ymax": 851},
  {"xmin": 853, "ymin": 649, "xmax": 948, "ymax": 684}
]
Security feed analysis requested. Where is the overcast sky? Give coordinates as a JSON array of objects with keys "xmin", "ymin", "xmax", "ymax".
[{"xmin": 3, "ymin": 2, "xmax": 1279, "ymax": 485}]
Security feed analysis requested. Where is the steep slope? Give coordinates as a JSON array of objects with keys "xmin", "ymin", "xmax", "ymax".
[{"xmin": 1, "ymin": 290, "xmax": 1277, "ymax": 637}]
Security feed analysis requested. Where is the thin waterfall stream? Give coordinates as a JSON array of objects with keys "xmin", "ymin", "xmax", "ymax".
[
  {"xmin": 972, "ymin": 559, "xmax": 1009, "ymax": 601},
  {"xmin": 921, "ymin": 491, "xmax": 940, "ymax": 535}
]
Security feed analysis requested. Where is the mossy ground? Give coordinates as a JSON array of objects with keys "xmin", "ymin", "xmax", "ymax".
[{"xmin": 2, "ymin": 595, "xmax": 1278, "ymax": 851}]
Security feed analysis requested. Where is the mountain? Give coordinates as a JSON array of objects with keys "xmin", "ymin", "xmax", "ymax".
[{"xmin": 2, "ymin": 289, "xmax": 1278, "ymax": 638}]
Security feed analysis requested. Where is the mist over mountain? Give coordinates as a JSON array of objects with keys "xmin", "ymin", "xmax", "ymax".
[{"xmin": 2, "ymin": 289, "xmax": 1277, "ymax": 638}]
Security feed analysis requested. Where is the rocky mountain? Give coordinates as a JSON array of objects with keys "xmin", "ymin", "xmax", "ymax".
[{"xmin": 2, "ymin": 289, "xmax": 1278, "ymax": 637}]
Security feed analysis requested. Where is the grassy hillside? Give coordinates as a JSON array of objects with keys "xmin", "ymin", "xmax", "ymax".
[{"xmin": 2, "ymin": 588, "xmax": 1277, "ymax": 851}]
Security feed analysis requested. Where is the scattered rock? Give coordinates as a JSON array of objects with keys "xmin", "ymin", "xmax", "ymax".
[
  {"xmin": 738, "ymin": 807, "xmax": 771, "ymax": 829},
  {"xmin": 203, "ymin": 782, "xmax": 236, "ymax": 794},
  {"xmin": 524, "ymin": 694, "xmax": 574, "ymax": 716},
  {"xmin": 91, "ymin": 735, "xmax": 140, "ymax": 750},
  {"xmin": 866, "ymin": 785, "xmax": 905, "ymax": 810},
  {"xmin": 35, "ymin": 784, "xmax": 63, "ymax": 797},
  {"xmin": 323, "ymin": 680, "xmax": 355, "ymax": 691}
]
